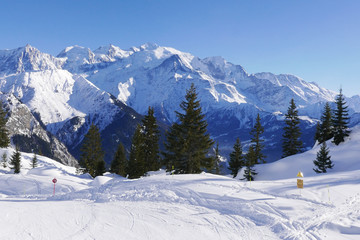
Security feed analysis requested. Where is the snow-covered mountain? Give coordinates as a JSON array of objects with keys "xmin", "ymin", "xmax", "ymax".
[
  {"xmin": 0, "ymin": 45, "xmax": 144, "ymax": 165},
  {"xmin": 0, "ymin": 43, "xmax": 359, "ymax": 164},
  {"xmin": 57, "ymin": 43, "xmax": 356, "ymax": 160}
]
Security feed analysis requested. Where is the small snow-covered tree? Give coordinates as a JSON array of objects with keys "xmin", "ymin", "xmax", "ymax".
[
  {"xmin": 10, "ymin": 146, "xmax": 21, "ymax": 174},
  {"xmin": 31, "ymin": 153, "xmax": 38, "ymax": 168},
  {"xmin": 2, "ymin": 152, "xmax": 7, "ymax": 168},
  {"xmin": 313, "ymin": 142, "xmax": 333, "ymax": 173}
]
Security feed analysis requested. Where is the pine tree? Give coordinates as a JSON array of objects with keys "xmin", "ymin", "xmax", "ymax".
[
  {"xmin": 250, "ymin": 113, "xmax": 266, "ymax": 164},
  {"xmin": 142, "ymin": 107, "xmax": 161, "ymax": 172},
  {"xmin": 213, "ymin": 142, "xmax": 221, "ymax": 174},
  {"xmin": 243, "ymin": 145, "xmax": 257, "ymax": 181},
  {"xmin": 282, "ymin": 99, "xmax": 303, "ymax": 158},
  {"xmin": 313, "ymin": 142, "xmax": 333, "ymax": 173},
  {"xmin": 2, "ymin": 152, "xmax": 7, "ymax": 168},
  {"xmin": 110, "ymin": 142, "xmax": 128, "ymax": 177},
  {"xmin": 333, "ymin": 89, "xmax": 350, "ymax": 145},
  {"xmin": 31, "ymin": 153, "xmax": 38, "ymax": 168},
  {"xmin": 79, "ymin": 123, "xmax": 105, "ymax": 178},
  {"xmin": 314, "ymin": 122, "xmax": 321, "ymax": 143},
  {"xmin": 10, "ymin": 146, "xmax": 21, "ymax": 174},
  {"xmin": 127, "ymin": 124, "xmax": 146, "ymax": 179},
  {"xmin": 315, "ymin": 102, "xmax": 334, "ymax": 144},
  {"xmin": 0, "ymin": 102, "xmax": 10, "ymax": 148},
  {"xmin": 164, "ymin": 83, "xmax": 214, "ymax": 174},
  {"xmin": 228, "ymin": 138, "xmax": 244, "ymax": 178}
]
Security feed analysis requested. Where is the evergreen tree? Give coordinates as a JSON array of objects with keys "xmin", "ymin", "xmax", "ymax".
[
  {"xmin": 250, "ymin": 113, "xmax": 266, "ymax": 164},
  {"xmin": 142, "ymin": 107, "xmax": 161, "ymax": 172},
  {"xmin": 213, "ymin": 142, "xmax": 221, "ymax": 174},
  {"xmin": 315, "ymin": 102, "xmax": 334, "ymax": 144},
  {"xmin": 314, "ymin": 122, "xmax": 321, "ymax": 143},
  {"xmin": 282, "ymin": 99, "xmax": 303, "ymax": 158},
  {"xmin": 2, "ymin": 152, "xmax": 7, "ymax": 168},
  {"xmin": 31, "ymin": 153, "xmax": 38, "ymax": 168},
  {"xmin": 95, "ymin": 160, "xmax": 106, "ymax": 177},
  {"xmin": 0, "ymin": 102, "xmax": 10, "ymax": 148},
  {"xmin": 127, "ymin": 124, "xmax": 146, "ymax": 179},
  {"xmin": 110, "ymin": 142, "xmax": 128, "ymax": 177},
  {"xmin": 228, "ymin": 138, "xmax": 244, "ymax": 178},
  {"xmin": 313, "ymin": 142, "xmax": 333, "ymax": 173},
  {"xmin": 333, "ymin": 89, "xmax": 350, "ymax": 145},
  {"xmin": 10, "ymin": 146, "xmax": 21, "ymax": 174},
  {"xmin": 243, "ymin": 145, "xmax": 257, "ymax": 181},
  {"xmin": 164, "ymin": 83, "xmax": 214, "ymax": 174},
  {"xmin": 79, "ymin": 123, "xmax": 105, "ymax": 178}
]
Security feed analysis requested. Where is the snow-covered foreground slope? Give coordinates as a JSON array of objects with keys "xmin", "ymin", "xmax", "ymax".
[{"xmin": 1, "ymin": 128, "xmax": 360, "ymax": 239}]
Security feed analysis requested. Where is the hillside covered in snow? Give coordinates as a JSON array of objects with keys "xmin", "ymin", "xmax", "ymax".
[{"xmin": 1, "ymin": 127, "xmax": 360, "ymax": 239}]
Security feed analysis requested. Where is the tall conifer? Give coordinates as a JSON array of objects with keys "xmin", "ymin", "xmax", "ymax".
[
  {"xmin": 128, "ymin": 124, "xmax": 146, "ymax": 178},
  {"xmin": 164, "ymin": 83, "xmax": 214, "ymax": 174},
  {"xmin": 110, "ymin": 142, "xmax": 127, "ymax": 177},
  {"xmin": 10, "ymin": 146, "xmax": 21, "ymax": 174},
  {"xmin": 243, "ymin": 145, "xmax": 257, "ymax": 181},
  {"xmin": 213, "ymin": 142, "xmax": 221, "ymax": 174},
  {"xmin": 0, "ymin": 102, "xmax": 10, "ymax": 148},
  {"xmin": 333, "ymin": 89, "xmax": 350, "ymax": 145},
  {"xmin": 250, "ymin": 113, "xmax": 266, "ymax": 164},
  {"xmin": 142, "ymin": 107, "xmax": 160, "ymax": 172},
  {"xmin": 282, "ymin": 99, "xmax": 302, "ymax": 158},
  {"xmin": 228, "ymin": 138, "xmax": 244, "ymax": 178},
  {"xmin": 313, "ymin": 142, "xmax": 333, "ymax": 173},
  {"xmin": 80, "ymin": 123, "xmax": 105, "ymax": 178},
  {"xmin": 315, "ymin": 102, "xmax": 334, "ymax": 144}
]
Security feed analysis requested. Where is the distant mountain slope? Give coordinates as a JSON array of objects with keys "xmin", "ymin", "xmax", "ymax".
[{"xmin": 0, "ymin": 43, "xmax": 359, "ymax": 164}]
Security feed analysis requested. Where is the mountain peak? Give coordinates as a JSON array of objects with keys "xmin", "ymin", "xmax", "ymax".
[
  {"xmin": 140, "ymin": 42, "xmax": 159, "ymax": 51},
  {"xmin": 0, "ymin": 45, "xmax": 64, "ymax": 74}
]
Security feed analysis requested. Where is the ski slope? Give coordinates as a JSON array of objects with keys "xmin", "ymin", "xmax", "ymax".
[{"xmin": 1, "ymin": 129, "xmax": 360, "ymax": 239}]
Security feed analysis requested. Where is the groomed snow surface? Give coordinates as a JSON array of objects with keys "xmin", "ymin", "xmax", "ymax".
[{"xmin": 1, "ymin": 129, "xmax": 360, "ymax": 239}]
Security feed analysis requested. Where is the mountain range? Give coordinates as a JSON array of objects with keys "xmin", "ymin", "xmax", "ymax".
[{"xmin": 0, "ymin": 43, "xmax": 359, "ymax": 165}]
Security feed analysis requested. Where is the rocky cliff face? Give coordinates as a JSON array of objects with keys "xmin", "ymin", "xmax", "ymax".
[{"xmin": 1, "ymin": 93, "xmax": 78, "ymax": 166}]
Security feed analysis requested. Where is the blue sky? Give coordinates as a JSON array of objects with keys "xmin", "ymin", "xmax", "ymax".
[{"xmin": 1, "ymin": 0, "xmax": 359, "ymax": 96}]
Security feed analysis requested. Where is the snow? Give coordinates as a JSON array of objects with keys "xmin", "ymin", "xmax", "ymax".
[{"xmin": 1, "ymin": 128, "xmax": 360, "ymax": 239}]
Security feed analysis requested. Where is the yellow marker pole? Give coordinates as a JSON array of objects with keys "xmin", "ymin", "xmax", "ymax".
[{"xmin": 297, "ymin": 171, "xmax": 304, "ymax": 196}]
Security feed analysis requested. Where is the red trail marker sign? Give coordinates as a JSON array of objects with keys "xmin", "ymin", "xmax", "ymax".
[{"xmin": 52, "ymin": 178, "xmax": 57, "ymax": 196}]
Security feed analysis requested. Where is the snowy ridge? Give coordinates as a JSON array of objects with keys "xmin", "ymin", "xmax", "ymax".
[
  {"xmin": 1, "ymin": 128, "xmax": 360, "ymax": 239},
  {"xmin": 0, "ymin": 44, "xmax": 64, "ymax": 74},
  {"xmin": 0, "ymin": 43, "xmax": 359, "ymax": 163}
]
